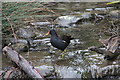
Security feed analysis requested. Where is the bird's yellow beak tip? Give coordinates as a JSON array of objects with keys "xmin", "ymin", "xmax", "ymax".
[{"xmin": 45, "ymin": 31, "xmax": 50, "ymax": 35}]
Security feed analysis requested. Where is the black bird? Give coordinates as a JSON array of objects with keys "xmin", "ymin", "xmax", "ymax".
[{"xmin": 46, "ymin": 29, "xmax": 74, "ymax": 51}]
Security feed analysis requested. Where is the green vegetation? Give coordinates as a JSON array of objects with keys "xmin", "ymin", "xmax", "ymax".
[{"xmin": 2, "ymin": 2, "xmax": 55, "ymax": 36}]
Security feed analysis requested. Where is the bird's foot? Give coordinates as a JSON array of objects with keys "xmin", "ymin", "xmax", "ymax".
[
  {"xmin": 61, "ymin": 54, "xmax": 65, "ymax": 58},
  {"xmin": 59, "ymin": 49, "xmax": 68, "ymax": 58},
  {"xmin": 59, "ymin": 53, "xmax": 65, "ymax": 59}
]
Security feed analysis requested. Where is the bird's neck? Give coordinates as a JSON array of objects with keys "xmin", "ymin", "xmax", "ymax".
[{"xmin": 51, "ymin": 32, "xmax": 58, "ymax": 37}]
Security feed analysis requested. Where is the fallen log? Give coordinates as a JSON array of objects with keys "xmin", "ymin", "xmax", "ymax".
[
  {"xmin": 2, "ymin": 46, "xmax": 44, "ymax": 80},
  {"xmin": 89, "ymin": 36, "xmax": 120, "ymax": 60}
]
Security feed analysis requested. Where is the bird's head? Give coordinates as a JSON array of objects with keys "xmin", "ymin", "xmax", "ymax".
[{"xmin": 46, "ymin": 29, "xmax": 57, "ymax": 36}]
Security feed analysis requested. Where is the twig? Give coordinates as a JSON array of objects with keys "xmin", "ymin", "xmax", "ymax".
[{"xmin": 5, "ymin": 16, "xmax": 17, "ymax": 40}]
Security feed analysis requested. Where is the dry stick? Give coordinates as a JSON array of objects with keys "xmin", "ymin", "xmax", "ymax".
[
  {"xmin": 3, "ymin": 46, "xmax": 44, "ymax": 79},
  {"xmin": 5, "ymin": 16, "xmax": 17, "ymax": 40}
]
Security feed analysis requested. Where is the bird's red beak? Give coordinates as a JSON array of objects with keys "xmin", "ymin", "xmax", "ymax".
[{"xmin": 45, "ymin": 30, "xmax": 50, "ymax": 35}]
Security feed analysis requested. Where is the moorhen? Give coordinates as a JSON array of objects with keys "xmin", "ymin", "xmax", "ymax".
[{"xmin": 46, "ymin": 29, "xmax": 74, "ymax": 51}]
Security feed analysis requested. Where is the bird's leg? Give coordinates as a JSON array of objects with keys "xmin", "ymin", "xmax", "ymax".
[
  {"xmin": 61, "ymin": 53, "xmax": 64, "ymax": 58},
  {"xmin": 61, "ymin": 49, "xmax": 68, "ymax": 58},
  {"xmin": 64, "ymin": 49, "xmax": 67, "ymax": 53}
]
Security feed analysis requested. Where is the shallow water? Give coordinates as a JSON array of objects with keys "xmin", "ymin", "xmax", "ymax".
[
  {"xmin": 2, "ymin": 2, "xmax": 120, "ymax": 78},
  {"xmin": 1, "ymin": 23, "xmax": 106, "ymax": 78}
]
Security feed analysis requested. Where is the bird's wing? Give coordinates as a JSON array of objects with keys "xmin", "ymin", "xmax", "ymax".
[{"xmin": 61, "ymin": 40, "xmax": 67, "ymax": 43}]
